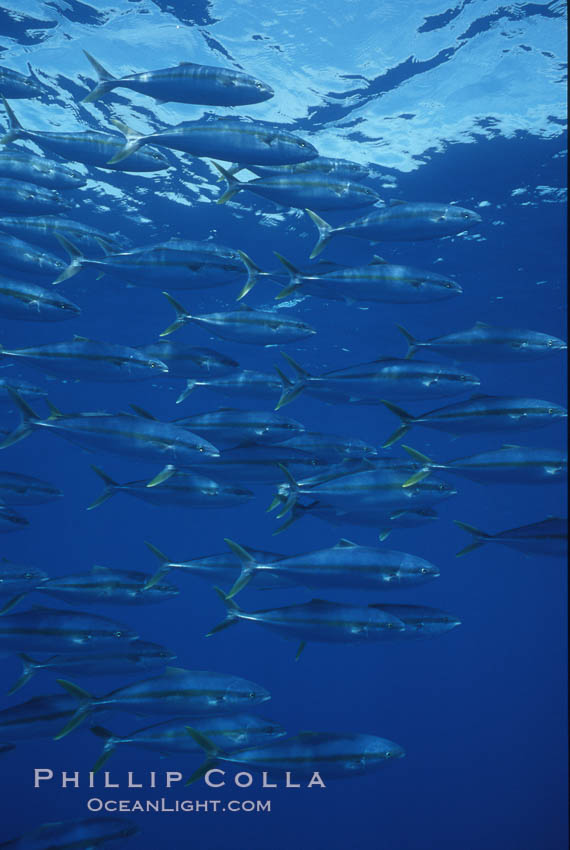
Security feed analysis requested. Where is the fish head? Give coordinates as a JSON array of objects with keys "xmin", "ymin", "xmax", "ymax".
[
  {"xmin": 287, "ymin": 134, "xmax": 319, "ymax": 162},
  {"xmin": 546, "ymin": 403, "xmax": 568, "ymax": 421},
  {"xmin": 226, "ymin": 677, "xmax": 271, "ymax": 707},
  {"xmin": 139, "ymin": 147, "xmax": 171, "ymax": 171},
  {"xmin": 370, "ymin": 738, "xmax": 406, "ymax": 763},
  {"xmin": 0, "ymin": 562, "xmax": 49, "ymax": 586},
  {"xmin": 444, "ymin": 205, "xmax": 482, "ymax": 228},
  {"xmin": 196, "ymin": 350, "xmax": 239, "ymax": 371},
  {"xmin": 239, "ymin": 715, "xmax": 287, "ymax": 741},
  {"xmin": 544, "ymin": 335, "xmax": 567, "ymax": 353},
  {"xmin": 416, "ymin": 478, "xmax": 458, "ymax": 502},
  {"xmin": 110, "ymin": 623, "xmax": 140, "ymax": 642},
  {"xmin": 427, "ymin": 274, "xmax": 463, "ymax": 298},
  {"xmin": 148, "ymin": 357, "xmax": 169, "ymax": 374},
  {"xmin": 457, "ymin": 371, "xmax": 481, "ymax": 390},
  {"xmin": 442, "ymin": 614, "xmax": 462, "ymax": 631},
  {"xmin": 194, "ymin": 437, "xmax": 221, "ymax": 458},
  {"xmin": 245, "ymin": 76, "xmax": 275, "ymax": 104},
  {"xmin": 53, "ymin": 296, "xmax": 82, "ymax": 317},
  {"xmin": 418, "ymin": 563, "xmax": 440, "ymax": 580}
]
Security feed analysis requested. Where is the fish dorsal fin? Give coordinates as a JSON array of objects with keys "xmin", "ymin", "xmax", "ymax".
[
  {"xmin": 164, "ymin": 666, "xmax": 189, "ymax": 676},
  {"xmin": 336, "ymin": 539, "xmax": 357, "ymax": 548},
  {"xmin": 308, "ymin": 598, "xmax": 330, "ymax": 605},
  {"xmin": 468, "ymin": 394, "xmax": 493, "ymax": 401},
  {"xmin": 389, "ymin": 198, "xmax": 407, "ymax": 206},
  {"xmin": 370, "ymin": 255, "xmax": 388, "ymax": 264},
  {"xmin": 501, "ymin": 444, "xmax": 521, "ymax": 449},
  {"xmin": 72, "ymin": 335, "xmax": 92, "ymax": 342},
  {"xmin": 178, "ymin": 61, "xmax": 198, "ymax": 67},
  {"xmin": 129, "ymin": 404, "xmax": 157, "ymax": 420},
  {"xmin": 91, "ymin": 565, "xmax": 111, "ymax": 573},
  {"xmin": 474, "ymin": 321, "xmax": 492, "ymax": 329},
  {"xmin": 238, "ymin": 304, "xmax": 253, "ymax": 312}
]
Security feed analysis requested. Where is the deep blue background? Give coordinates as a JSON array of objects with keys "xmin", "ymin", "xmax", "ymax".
[{"xmin": 0, "ymin": 1, "xmax": 567, "ymax": 848}]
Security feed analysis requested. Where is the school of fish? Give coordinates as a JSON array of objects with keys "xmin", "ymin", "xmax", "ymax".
[{"xmin": 0, "ymin": 40, "xmax": 567, "ymax": 848}]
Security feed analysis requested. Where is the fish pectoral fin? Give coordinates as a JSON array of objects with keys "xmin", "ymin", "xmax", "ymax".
[{"xmin": 294, "ymin": 640, "xmax": 307, "ymax": 661}]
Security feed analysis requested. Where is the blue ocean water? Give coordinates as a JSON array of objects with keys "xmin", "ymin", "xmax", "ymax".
[{"xmin": 0, "ymin": 1, "xmax": 567, "ymax": 848}]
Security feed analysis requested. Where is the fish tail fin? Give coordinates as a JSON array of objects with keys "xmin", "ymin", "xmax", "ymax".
[
  {"xmin": 160, "ymin": 291, "xmax": 189, "ymax": 337},
  {"xmin": 211, "ymin": 160, "xmax": 242, "ymax": 203},
  {"xmin": 272, "ymin": 464, "xmax": 299, "ymax": 518},
  {"xmin": 143, "ymin": 541, "xmax": 172, "ymax": 589},
  {"xmin": 90, "ymin": 726, "xmax": 118, "ymax": 773},
  {"xmin": 107, "ymin": 119, "xmax": 145, "ymax": 164},
  {"xmin": 184, "ymin": 758, "xmax": 218, "ymax": 786},
  {"xmin": 223, "ymin": 163, "xmax": 244, "ymax": 179},
  {"xmin": 52, "ymin": 234, "xmax": 85, "ymax": 284},
  {"xmin": 54, "ymin": 680, "xmax": 94, "ymax": 740},
  {"xmin": 454, "ymin": 520, "xmax": 489, "ymax": 557},
  {"xmin": 381, "ymin": 400, "xmax": 414, "ymax": 448},
  {"xmin": 0, "ymin": 593, "xmax": 26, "ymax": 616},
  {"xmin": 176, "ymin": 380, "xmax": 197, "ymax": 404},
  {"xmin": 273, "ymin": 511, "xmax": 300, "ymax": 535},
  {"xmin": 0, "ymin": 97, "xmax": 24, "ymax": 144},
  {"xmin": 87, "ymin": 465, "xmax": 117, "ymax": 510},
  {"xmin": 396, "ymin": 325, "xmax": 418, "ymax": 359},
  {"xmin": 0, "ymin": 389, "xmax": 37, "ymax": 449},
  {"xmin": 7, "ymin": 654, "xmax": 38, "ymax": 695},
  {"xmin": 82, "ymin": 50, "xmax": 117, "ymax": 103},
  {"xmin": 274, "ymin": 366, "xmax": 304, "ymax": 410},
  {"xmin": 305, "ymin": 209, "xmax": 333, "ymax": 258},
  {"xmin": 224, "ymin": 539, "xmax": 258, "ymax": 598},
  {"xmin": 274, "ymin": 252, "xmax": 302, "ymax": 299},
  {"xmin": 236, "ymin": 250, "xmax": 262, "ymax": 300},
  {"xmin": 275, "ymin": 352, "xmax": 309, "ymax": 409},
  {"xmin": 281, "ymin": 351, "xmax": 311, "ymax": 378},
  {"xmin": 206, "ymin": 587, "xmax": 241, "ymax": 636},
  {"xmin": 401, "ymin": 445, "xmax": 433, "ymax": 487}
]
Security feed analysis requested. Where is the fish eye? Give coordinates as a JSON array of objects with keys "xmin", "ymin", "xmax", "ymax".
[
  {"xmin": 113, "ymin": 630, "xmax": 125, "ymax": 638},
  {"xmin": 23, "ymin": 572, "xmax": 35, "ymax": 580},
  {"xmin": 248, "ymin": 691, "xmax": 256, "ymax": 699},
  {"xmin": 462, "ymin": 212, "xmax": 471, "ymax": 219},
  {"xmin": 547, "ymin": 340, "xmax": 554, "ymax": 347},
  {"xmin": 548, "ymin": 408, "xmax": 555, "ymax": 415},
  {"xmin": 84, "ymin": 633, "xmax": 93, "ymax": 641}
]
